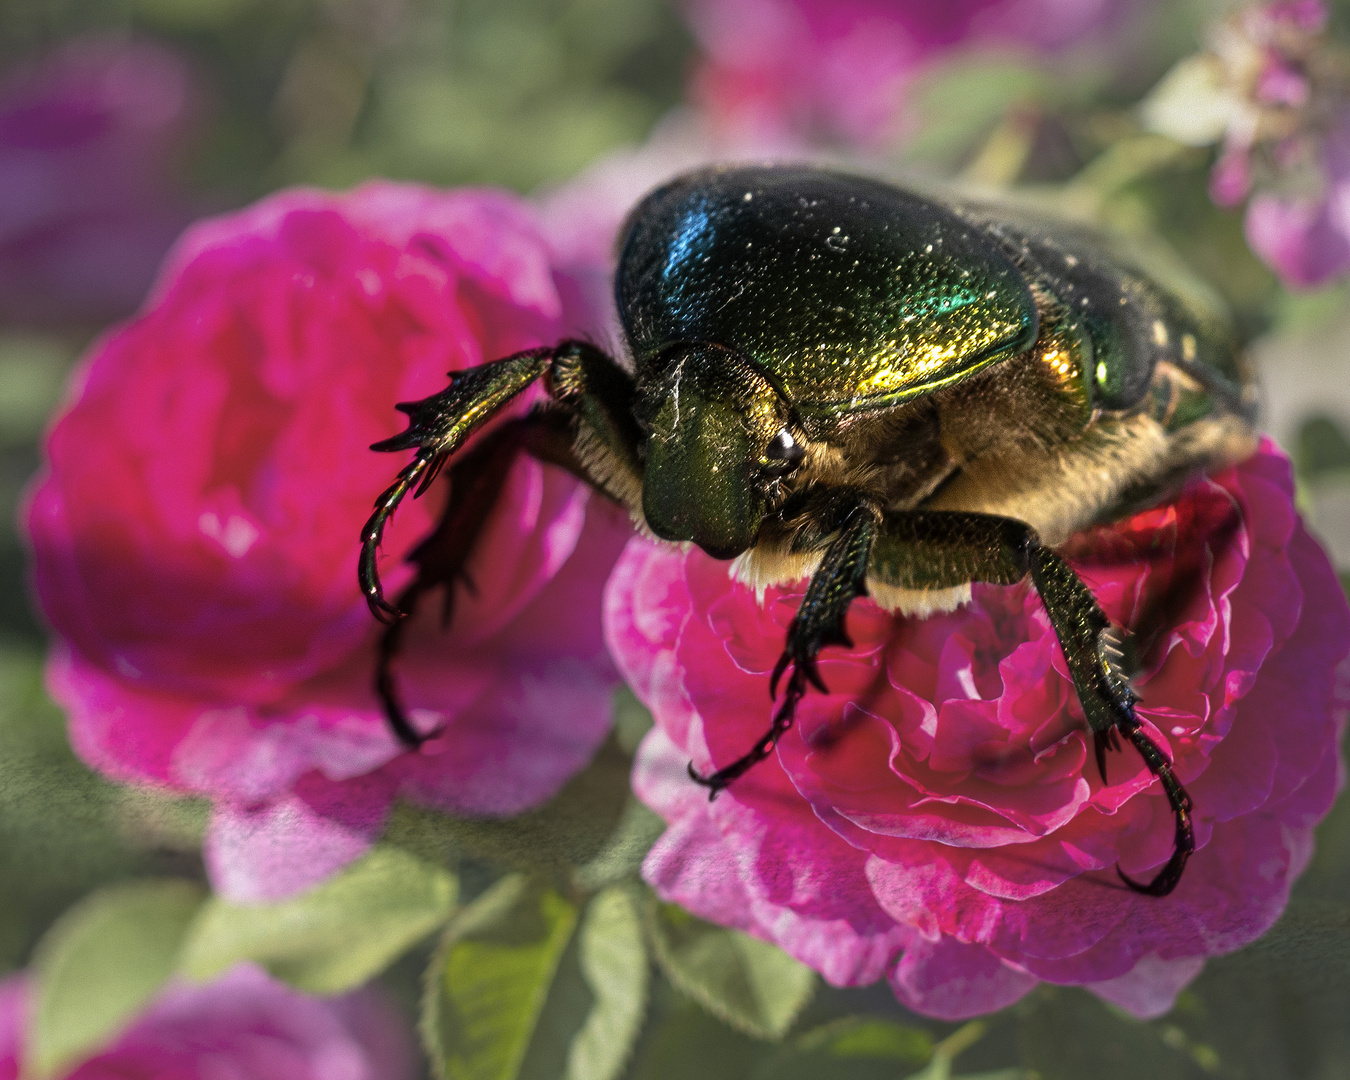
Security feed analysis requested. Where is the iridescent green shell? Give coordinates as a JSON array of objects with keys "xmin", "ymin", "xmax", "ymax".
[{"xmin": 617, "ymin": 166, "xmax": 1040, "ymax": 420}]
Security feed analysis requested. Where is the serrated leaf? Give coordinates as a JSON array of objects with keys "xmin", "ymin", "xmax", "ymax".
[
  {"xmin": 28, "ymin": 878, "xmax": 206, "ymax": 1078},
  {"xmin": 645, "ymin": 899, "xmax": 814, "ymax": 1040},
  {"xmin": 563, "ymin": 887, "xmax": 648, "ymax": 1080},
  {"xmin": 751, "ymin": 1016, "xmax": 934, "ymax": 1080},
  {"xmin": 386, "ymin": 736, "xmax": 633, "ymax": 873},
  {"xmin": 422, "ymin": 874, "xmax": 580, "ymax": 1080},
  {"xmin": 179, "ymin": 845, "xmax": 456, "ymax": 995}
]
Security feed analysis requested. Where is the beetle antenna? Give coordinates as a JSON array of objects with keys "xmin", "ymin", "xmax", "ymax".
[
  {"xmin": 1115, "ymin": 716, "xmax": 1194, "ymax": 897},
  {"xmin": 359, "ymin": 452, "xmax": 440, "ymax": 623}
]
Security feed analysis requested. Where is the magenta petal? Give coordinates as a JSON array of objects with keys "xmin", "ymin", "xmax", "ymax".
[
  {"xmin": 682, "ymin": 0, "xmax": 1143, "ymax": 146},
  {"xmin": 1085, "ymin": 954, "xmax": 1206, "ymax": 1019},
  {"xmin": 0, "ymin": 975, "xmax": 22, "ymax": 1080},
  {"xmin": 889, "ymin": 936, "xmax": 1038, "ymax": 1021}
]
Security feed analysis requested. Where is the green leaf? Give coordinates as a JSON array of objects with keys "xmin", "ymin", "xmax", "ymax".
[
  {"xmin": 179, "ymin": 845, "xmax": 456, "ymax": 994},
  {"xmin": 645, "ymin": 899, "xmax": 815, "ymax": 1040},
  {"xmin": 612, "ymin": 685, "xmax": 655, "ymax": 755},
  {"xmin": 1296, "ymin": 415, "xmax": 1350, "ymax": 480},
  {"xmin": 422, "ymin": 874, "xmax": 580, "ymax": 1080},
  {"xmin": 626, "ymin": 997, "xmax": 773, "ymax": 1080},
  {"xmin": 751, "ymin": 1016, "xmax": 934, "ymax": 1080},
  {"xmin": 0, "ymin": 333, "xmax": 76, "ymax": 445},
  {"xmin": 900, "ymin": 56, "xmax": 1055, "ymax": 167},
  {"xmin": 563, "ymin": 887, "xmax": 648, "ymax": 1080},
  {"xmin": 28, "ymin": 879, "xmax": 207, "ymax": 1078},
  {"xmin": 385, "ymin": 736, "xmax": 634, "ymax": 873},
  {"xmin": 571, "ymin": 798, "xmax": 666, "ymax": 892},
  {"xmin": 1017, "ymin": 988, "xmax": 1197, "ymax": 1080}
]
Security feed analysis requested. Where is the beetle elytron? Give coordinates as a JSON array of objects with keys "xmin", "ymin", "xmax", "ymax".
[{"xmin": 359, "ymin": 165, "xmax": 1258, "ymax": 897}]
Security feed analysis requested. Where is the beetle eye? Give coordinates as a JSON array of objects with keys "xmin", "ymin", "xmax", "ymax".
[{"xmin": 764, "ymin": 427, "xmax": 805, "ymax": 473}]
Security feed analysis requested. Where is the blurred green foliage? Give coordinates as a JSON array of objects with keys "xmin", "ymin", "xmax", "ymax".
[{"xmin": 0, "ymin": 0, "xmax": 692, "ymax": 198}]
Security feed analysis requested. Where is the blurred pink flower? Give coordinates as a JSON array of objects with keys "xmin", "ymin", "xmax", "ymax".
[
  {"xmin": 26, "ymin": 182, "xmax": 631, "ymax": 901},
  {"xmin": 683, "ymin": 0, "xmax": 1142, "ymax": 146},
  {"xmin": 1143, "ymin": 1, "xmax": 1350, "ymax": 287},
  {"xmin": 0, "ymin": 35, "xmax": 200, "ymax": 325},
  {"xmin": 1244, "ymin": 105, "xmax": 1350, "ymax": 286},
  {"xmin": 0, "ymin": 963, "xmax": 413, "ymax": 1080},
  {"xmin": 611, "ymin": 442, "xmax": 1348, "ymax": 1020}
]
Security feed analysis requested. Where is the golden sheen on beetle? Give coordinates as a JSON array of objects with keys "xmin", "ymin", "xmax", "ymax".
[{"xmin": 358, "ymin": 165, "xmax": 1258, "ymax": 898}]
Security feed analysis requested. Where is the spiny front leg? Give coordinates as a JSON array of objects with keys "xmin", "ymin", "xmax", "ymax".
[
  {"xmin": 361, "ymin": 340, "xmax": 642, "ymax": 749},
  {"xmin": 690, "ymin": 503, "xmax": 878, "ymax": 796},
  {"xmin": 359, "ymin": 347, "xmax": 554, "ymax": 621},
  {"xmin": 374, "ymin": 418, "xmax": 533, "ymax": 747}
]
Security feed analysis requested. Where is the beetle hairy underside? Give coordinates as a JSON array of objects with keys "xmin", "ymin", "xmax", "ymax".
[{"xmin": 358, "ymin": 165, "xmax": 1258, "ymax": 898}]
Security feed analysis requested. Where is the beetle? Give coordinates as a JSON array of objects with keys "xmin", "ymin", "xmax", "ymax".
[{"xmin": 358, "ymin": 165, "xmax": 1258, "ymax": 898}]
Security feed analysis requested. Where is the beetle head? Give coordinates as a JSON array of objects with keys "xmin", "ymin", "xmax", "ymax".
[{"xmin": 636, "ymin": 345, "xmax": 802, "ymax": 559}]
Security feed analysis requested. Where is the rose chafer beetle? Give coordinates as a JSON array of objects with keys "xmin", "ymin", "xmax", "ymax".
[{"xmin": 359, "ymin": 165, "xmax": 1258, "ymax": 897}]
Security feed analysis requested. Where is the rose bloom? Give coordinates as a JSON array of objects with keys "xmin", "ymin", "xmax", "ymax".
[
  {"xmin": 26, "ymin": 182, "xmax": 631, "ymax": 901},
  {"xmin": 682, "ymin": 0, "xmax": 1145, "ymax": 146},
  {"xmin": 611, "ymin": 442, "xmax": 1349, "ymax": 1019},
  {"xmin": 0, "ymin": 35, "xmax": 200, "ymax": 324},
  {"xmin": 0, "ymin": 964, "xmax": 413, "ymax": 1080}
]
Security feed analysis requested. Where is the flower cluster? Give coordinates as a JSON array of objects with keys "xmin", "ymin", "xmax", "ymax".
[
  {"xmin": 610, "ymin": 444, "xmax": 1348, "ymax": 1018},
  {"xmin": 26, "ymin": 182, "xmax": 632, "ymax": 901},
  {"xmin": 1143, "ymin": 0, "xmax": 1350, "ymax": 287},
  {"xmin": 683, "ymin": 0, "xmax": 1140, "ymax": 146}
]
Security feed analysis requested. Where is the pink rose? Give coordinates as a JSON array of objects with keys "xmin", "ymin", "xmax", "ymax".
[
  {"xmin": 26, "ymin": 182, "xmax": 632, "ymax": 901},
  {"xmin": 611, "ymin": 442, "xmax": 1348, "ymax": 1019},
  {"xmin": 682, "ymin": 0, "xmax": 1145, "ymax": 146},
  {"xmin": 0, "ymin": 964, "xmax": 413, "ymax": 1080},
  {"xmin": 0, "ymin": 35, "xmax": 200, "ymax": 324}
]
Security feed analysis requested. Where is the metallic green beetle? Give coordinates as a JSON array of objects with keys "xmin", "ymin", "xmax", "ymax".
[{"xmin": 359, "ymin": 165, "xmax": 1258, "ymax": 898}]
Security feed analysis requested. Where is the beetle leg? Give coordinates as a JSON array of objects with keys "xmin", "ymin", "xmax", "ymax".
[
  {"xmin": 865, "ymin": 510, "xmax": 1192, "ymax": 896},
  {"xmin": 1028, "ymin": 543, "xmax": 1193, "ymax": 896},
  {"xmin": 373, "ymin": 418, "xmax": 531, "ymax": 746},
  {"xmin": 359, "ymin": 347, "xmax": 555, "ymax": 620},
  {"xmin": 690, "ymin": 503, "xmax": 878, "ymax": 796},
  {"xmin": 363, "ymin": 342, "xmax": 641, "ymax": 748}
]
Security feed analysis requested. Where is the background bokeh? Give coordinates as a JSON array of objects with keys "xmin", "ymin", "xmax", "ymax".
[{"xmin": 2, "ymin": 1, "xmax": 1350, "ymax": 1077}]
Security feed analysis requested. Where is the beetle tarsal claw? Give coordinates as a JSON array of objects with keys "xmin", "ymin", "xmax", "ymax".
[
  {"xmin": 358, "ymin": 455, "xmax": 435, "ymax": 620},
  {"xmin": 1110, "ymin": 714, "xmax": 1194, "ymax": 897},
  {"xmin": 1092, "ymin": 727, "xmax": 1122, "ymax": 784}
]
